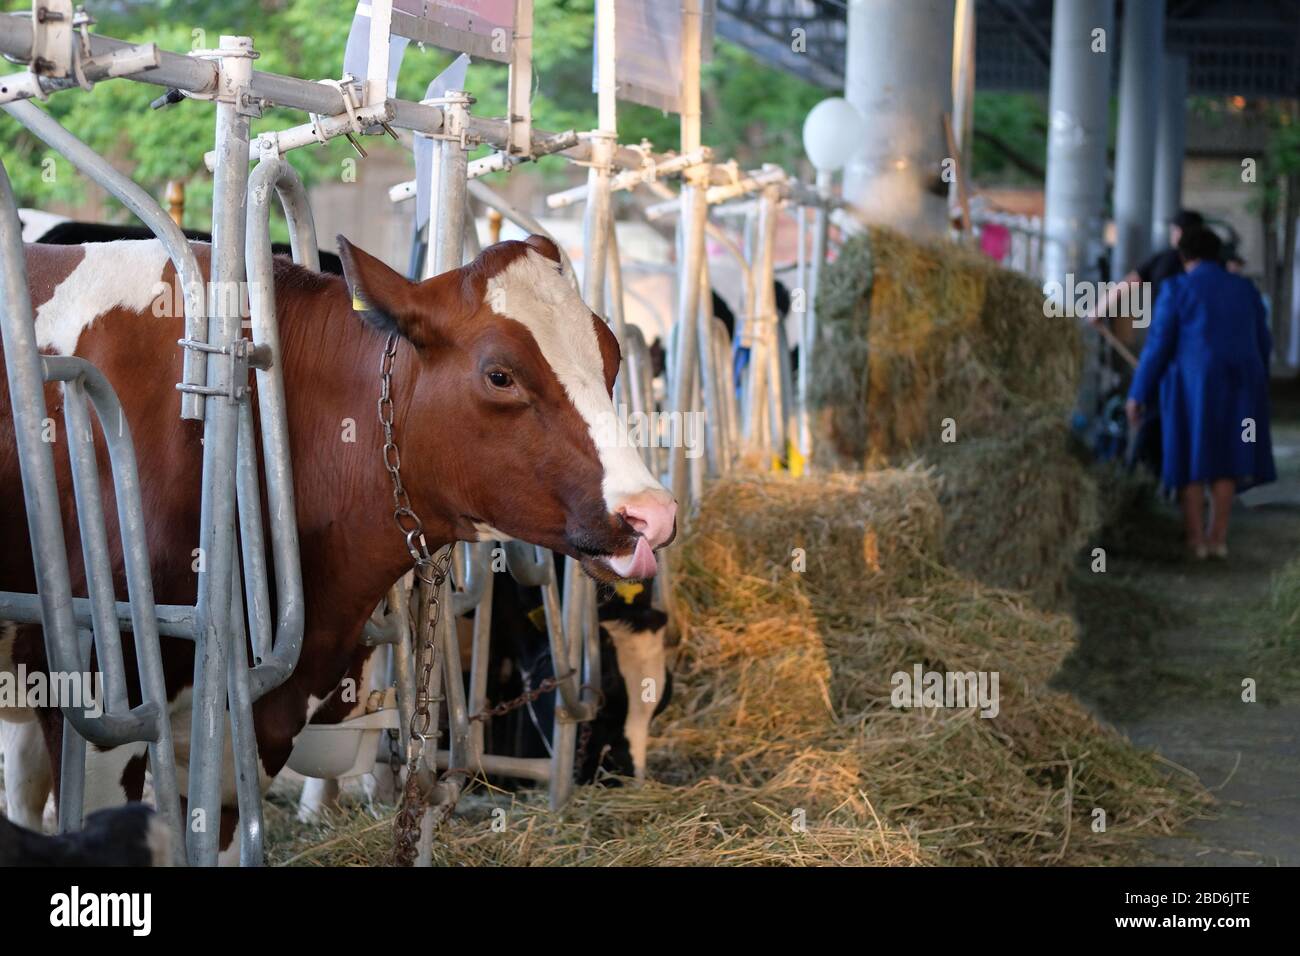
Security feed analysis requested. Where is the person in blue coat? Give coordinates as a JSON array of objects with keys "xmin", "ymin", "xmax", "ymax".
[{"xmin": 1126, "ymin": 226, "xmax": 1276, "ymax": 559}]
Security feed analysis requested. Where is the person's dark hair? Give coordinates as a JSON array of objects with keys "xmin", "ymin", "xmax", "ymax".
[
  {"xmin": 1177, "ymin": 225, "xmax": 1222, "ymax": 264},
  {"xmin": 774, "ymin": 280, "xmax": 791, "ymax": 318},
  {"xmin": 1172, "ymin": 209, "xmax": 1204, "ymax": 232}
]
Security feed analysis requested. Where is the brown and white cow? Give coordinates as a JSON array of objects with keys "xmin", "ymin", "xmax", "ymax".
[{"xmin": 0, "ymin": 234, "xmax": 675, "ymax": 859}]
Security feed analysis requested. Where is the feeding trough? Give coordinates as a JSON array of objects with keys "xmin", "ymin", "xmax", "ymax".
[{"xmin": 286, "ymin": 689, "xmax": 400, "ymax": 779}]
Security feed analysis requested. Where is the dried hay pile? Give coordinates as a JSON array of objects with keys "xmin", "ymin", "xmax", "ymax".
[
  {"xmin": 812, "ymin": 227, "xmax": 1096, "ymax": 603},
  {"xmin": 270, "ymin": 470, "xmax": 1205, "ymax": 867},
  {"xmin": 930, "ymin": 419, "xmax": 1099, "ymax": 606}
]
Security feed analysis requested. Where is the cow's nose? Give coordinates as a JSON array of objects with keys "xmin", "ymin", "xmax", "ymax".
[{"xmin": 617, "ymin": 489, "xmax": 677, "ymax": 550}]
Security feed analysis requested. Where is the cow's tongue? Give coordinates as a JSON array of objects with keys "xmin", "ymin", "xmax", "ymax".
[{"xmin": 604, "ymin": 536, "xmax": 657, "ymax": 580}]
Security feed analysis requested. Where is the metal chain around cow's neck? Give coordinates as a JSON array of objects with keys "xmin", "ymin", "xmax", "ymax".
[
  {"xmin": 379, "ymin": 332, "xmax": 443, "ymax": 568},
  {"xmin": 379, "ymin": 330, "xmax": 455, "ymax": 866}
]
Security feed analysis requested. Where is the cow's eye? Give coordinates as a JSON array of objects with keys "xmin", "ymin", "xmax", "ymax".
[{"xmin": 486, "ymin": 368, "xmax": 514, "ymax": 389}]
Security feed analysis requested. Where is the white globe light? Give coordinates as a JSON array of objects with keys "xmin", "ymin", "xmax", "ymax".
[{"xmin": 802, "ymin": 97, "xmax": 865, "ymax": 172}]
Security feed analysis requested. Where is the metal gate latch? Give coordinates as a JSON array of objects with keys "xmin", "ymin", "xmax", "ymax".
[{"xmin": 176, "ymin": 336, "xmax": 272, "ymax": 404}]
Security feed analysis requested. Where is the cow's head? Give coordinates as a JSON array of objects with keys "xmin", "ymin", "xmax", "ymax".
[{"xmin": 337, "ymin": 234, "xmax": 676, "ymax": 581}]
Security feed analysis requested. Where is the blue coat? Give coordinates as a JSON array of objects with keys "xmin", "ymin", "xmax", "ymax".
[{"xmin": 1127, "ymin": 262, "xmax": 1276, "ymax": 490}]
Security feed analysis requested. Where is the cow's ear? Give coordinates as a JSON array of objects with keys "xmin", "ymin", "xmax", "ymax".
[
  {"xmin": 523, "ymin": 233, "xmax": 572, "ymax": 283},
  {"xmin": 523, "ymin": 233, "xmax": 562, "ymax": 265},
  {"xmin": 337, "ymin": 235, "xmax": 455, "ymax": 348}
]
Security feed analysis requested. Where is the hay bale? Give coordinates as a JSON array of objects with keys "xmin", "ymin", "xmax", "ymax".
[
  {"xmin": 812, "ymin": 227, "xmax": 1082, "ymax": 465},
  {"xmin": 664, "ymin": 471, "xmax": 1205, "ymax": 865},
  {"xmin": 271, "ymin": 469, "xmax": 1206, "ymax": 867},
  {"xmin": 811, "ymin": 228, "xmax": 1094, "ymax": 601},
  {"xmin": 929, "ymin": 418, "xmax": 1100, "ymax": 606}
]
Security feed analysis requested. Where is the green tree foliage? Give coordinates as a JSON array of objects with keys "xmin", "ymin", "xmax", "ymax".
[{"xmin": 970, "ymin": 92, "xmax": 1047, "ymax": 186}]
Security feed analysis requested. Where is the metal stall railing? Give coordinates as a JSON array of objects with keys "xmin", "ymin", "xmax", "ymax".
[{"xmin": 0, "ymin": 154, "xmax": 187, "ymax": 861}]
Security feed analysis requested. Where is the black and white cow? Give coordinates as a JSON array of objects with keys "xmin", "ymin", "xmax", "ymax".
[
  {"xmin": 19, "ymin": 210, "xmax": 345, "ymax": 273},
  {"xmin": 0, "ymin": 802, "xmax": 168, "ymax": 866},
  {"xmin": 482, "ymin": 569, "xmax": 673, "ymax": 784}
]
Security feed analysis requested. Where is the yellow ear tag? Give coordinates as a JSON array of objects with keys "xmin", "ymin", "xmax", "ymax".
[
  {"xmin": 352, "ymin": 294, "xmax": 368, "ymax": 312},
  {"xmin": 613, "ymin": 581, "xmax": 644, "ymax": 604},
  {"xmin": 526, "ymin": 605, "xmax": 547, "ymax": 631},
  {"xmin": 787, "ymin": 439, "xmax": 807, "ymax": 478}
]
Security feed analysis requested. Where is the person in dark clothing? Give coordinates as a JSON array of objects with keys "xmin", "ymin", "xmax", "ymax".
[
  {"xmin": 1125, "ymin": 226, "xmax": 1276, "ymax": 559},
  {"xmin": 1134, "ymin": 209, "xmax": 1206, "ymax": 302},
  {"xmin": 1090, "ymin": 209, "xmax": 1205, "ymax": 332}
]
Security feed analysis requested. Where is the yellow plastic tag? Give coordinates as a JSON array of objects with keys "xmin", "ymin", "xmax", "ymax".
[
  {"xmin": 787, "ymin": 439, "xmax": 807, "ymax": 478},
  {"xmin": 526, "ymin": 605, "xmax": 547, "ymax": 631},
  {"xmin": 352, "ymin": 293, "xmax": 368, "ymax": 312},
  {"xmin": 613, "ymin": 581, "xmax": 644, "ymax": 604}
]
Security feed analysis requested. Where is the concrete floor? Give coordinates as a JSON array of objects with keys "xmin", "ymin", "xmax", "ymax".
[{"xmin": 1062, "ymin": 412, "xmax": 1300, "ymax": 866}]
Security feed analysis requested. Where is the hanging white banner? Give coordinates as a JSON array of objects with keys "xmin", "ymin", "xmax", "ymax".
[
  {"xmin": 390, "ymin": 0, "xmax": 517, "ymax": 63},
  {"xmin": 598, "ymin": 0, "xmax": 715, "ymax": 113}
]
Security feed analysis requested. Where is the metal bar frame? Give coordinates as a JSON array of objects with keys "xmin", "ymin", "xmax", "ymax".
[{"xmin": 185, "ymin": 33, "xmax": 255, "ymax": 867}]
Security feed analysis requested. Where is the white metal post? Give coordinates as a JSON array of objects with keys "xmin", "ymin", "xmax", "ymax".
[
  {"xmin": 667, "ymin": 0, "xmax": 709, "ymax": 514},
  {"xmin": 507, "ymin": 0, "xmax": 533, "ymax": 155},
  {"xmin": 365, "ymin": 0, "xmax": 393, "ymax": 107},
  {"xmin": 842, "ymin": 0, "xmax": 955, "ymax": 238},
  {"xmin": 800, "ymin": 168, "xmax": 832, "ymax": 467}
]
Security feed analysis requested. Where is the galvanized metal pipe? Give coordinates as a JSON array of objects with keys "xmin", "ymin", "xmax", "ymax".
[
  {"xmin": 60, "ymin": 381, "xmax": 130, "ymax": 715},
  {"xmin": 467, "ymin": 179, "xmax": 577, "ymax": 276},
  {"xmin": 432, "ymin": 93, "xmax": 470, "ymax": 275},
  {"xmin": 0, "ymin": 292, "xmax": 158, "ymax": 767},
  {"xmin": 389, "ymin": 578, "xmax": 416, "ymax": 763},
  {"xmin": 0, "ymin": 12, "xmax": 674, "ymax": 172},
  {"xmin": 506, "ymin": 0, "xmax": 534, "ymax": 155},
  {"xmin": 244, "ymin": 157, "xmax": 312, "ymax": 698},
  {"xmin": 2, "ymin": 98, "xmax": 208, "ymax": 420},
  {"xmin": 36, "ymin": 356, "xmax": 186, "ymax": 862},
  {"xmin": 436, "ymin": 749, "xmax": 549, "ymax": 783},
  {"xmin": 695, "ymin": 255, "xmax": 722, "ymax": 476},
  {"xmin": 707, "ymin": 313, "xmax": 731, "ymax": 472},
  {"xmin": 57, "ymin": 627, "xmax": 93, "ymax": 834},
  {"xmin": 0, "ymin": 593, "xmax": 195, "ymax": 637},
  {"xmin": 234, "ymin": 403, "xmax": 272, "ymax": 664},
  {"xmin": 605, "ymin": 221, "xmax": 635, "ymax": 414},
  {"xmin": 800, "ymin": 169, "xmax": 832, "ymax": 465},
  {"xmin": 467, "ymin": 558, "xmax": 494, "ymax": 761},
  {"xmin": 667, "ymin": 184, "xmax": 708, "ymax": 509},
  {"xmin": 437, "ymin": 575, "xmax": 472, "ymax": 775},
  {"xmin": 622, "ymin": 323, "xmax": 655, "ymax": 470},
  {"xmin": 743, "ymin": 185, "xmax": 780, "ymax": 457},
  {"xmin": 187, "ymin": 35, "xmax": 254, "ymax": 867},
  {"xmin": 225, "ymin": 557, "xmax": 264, "ymax": 865}
]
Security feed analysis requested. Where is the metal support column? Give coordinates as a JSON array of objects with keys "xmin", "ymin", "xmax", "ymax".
[
  {"xmin": 1151, "ymin": 53, "xmax": 1188, "ymax": 252},
  {"xmin": 1042, "ymin": 0, "xmax": 1115, "ymax": 416},
  {"xmin": 842, "ymin": 0, "xmax": 955, "ymax": 238},
  {"xmin": 1112, "ymin": 0, "xmax": 1165, "ymax": 276}
]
